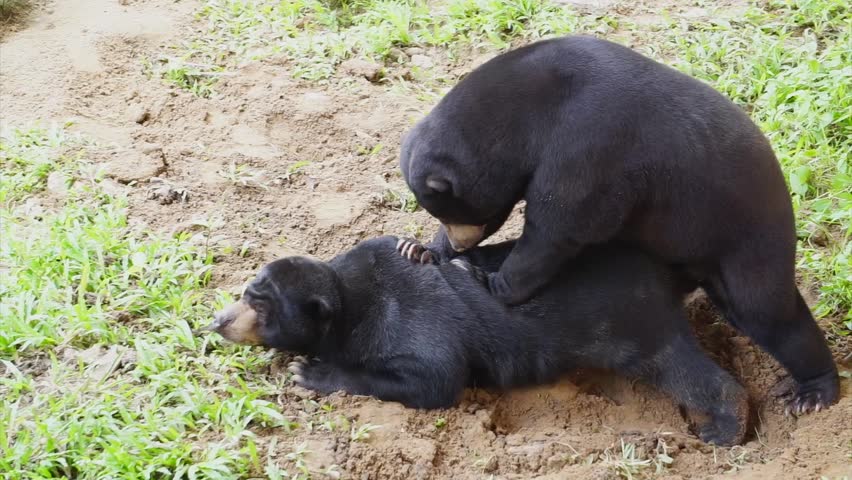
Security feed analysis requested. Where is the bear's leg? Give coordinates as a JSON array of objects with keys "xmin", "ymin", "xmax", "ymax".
[
  {"xmin": 644, "ymin": 335, "xmax": 749, "ymax": 446},
  {"xmin": 709, "ymin": 252, "xmax": 839, "ymax": 414},
  {"xmin": 288, "ymin": 357, "xmax": 464, "ymax": 409}
]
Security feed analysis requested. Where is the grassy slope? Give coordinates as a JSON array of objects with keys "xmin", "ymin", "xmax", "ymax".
[{"xmin": 1, "ymin": 0, "xmax": 849, "ymax": 478}]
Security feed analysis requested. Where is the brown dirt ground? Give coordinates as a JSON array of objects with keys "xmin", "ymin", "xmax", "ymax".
[{"xmin": 1, "ymin": 0, "xmax": 850, "ymax": 478}]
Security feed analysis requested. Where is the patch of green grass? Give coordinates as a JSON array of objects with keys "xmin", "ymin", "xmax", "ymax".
[
  {"xmin": 662, "ymin": 0, "xmax": 851, "ymax": 332},
  {"xmin": 163, "ymin": 0, "xmax": 607, "ymax": 87},
  {"xmin": 0, "ymin": 127, "xmax": 304, "ymax": 478}
]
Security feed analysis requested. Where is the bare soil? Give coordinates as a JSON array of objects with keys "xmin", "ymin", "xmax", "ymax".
[{"xmin": 2, "ymin": 0, "xmax": 850, "ymax": 478}]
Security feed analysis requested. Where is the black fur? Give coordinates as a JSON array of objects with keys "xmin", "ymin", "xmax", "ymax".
[
  {"xmin": 399, "ymin": 35, "xmax": 838, "ymax": 413},
  {"xmin": 223, "ymin": 236, "xmax": 748, "ymax": 445}
]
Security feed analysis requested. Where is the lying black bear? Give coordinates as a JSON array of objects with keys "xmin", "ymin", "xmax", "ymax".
[
  {"xmin": 203, "ymin": 236, "xmax": 748, "ymax": 445},
  {"xmin": 399, "ymin": 35, "xmax": 838, "ymax": 413}
]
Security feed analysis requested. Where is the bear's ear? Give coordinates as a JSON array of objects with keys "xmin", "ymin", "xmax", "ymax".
[
  {"xmin": 426, "ymin": 176, "xmax": 451, "ymax": 194},
  {"xmin": 305, "ymin": 295, "xmax": 333, "ymax": 322}
]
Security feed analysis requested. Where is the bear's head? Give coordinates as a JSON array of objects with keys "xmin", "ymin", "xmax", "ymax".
[
  {"xmin": 399, "ymin": 118, "xmax": 529, "ymax": 252},
  {"xmin": 201, "ymin": 256, "xmax": 339, "ymax": 352}
]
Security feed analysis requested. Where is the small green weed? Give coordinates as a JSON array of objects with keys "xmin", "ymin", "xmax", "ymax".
[
  {"xmin": 382, "ymin": 187, "xmax": 419, "ymax": 213},
  {"xmin": 282, "ymin": 160, "xmax": 311, "ymax": 182},
  {"xmin": 218, "ymin": 161, "xmax": 269, "ymax": 189},
  {"xmin": 350, "ymin": 422, "xmax": 381, "ymax": 442}
]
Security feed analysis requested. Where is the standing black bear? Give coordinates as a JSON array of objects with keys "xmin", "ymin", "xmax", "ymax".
[
  {"xmin": 203, "ymin": 236, "xmax": 748, "ymax": 445},
  {"xmin": 399, "ymin": 35, "xmax": 838, "ymax": 413}
]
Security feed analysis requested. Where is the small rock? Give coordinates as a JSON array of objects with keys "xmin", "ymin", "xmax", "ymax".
[
  {"xmin": 14, "ymin": 198, "xmax": 45, "ymax": 219},
  {"xmin": 77, "ymin": 345, "xmax": 105, "ymax": 365},
  {"xmin": 110, "ymin": 310, "xmax": 134, "ymax": 323},
  {"xmin": 476, "ymin": 409, "xmax": 494, "ymax": 430},
  {"xmin": 404, "ymin": 47, "xmax": 425, "ymax": 56},
  {"xmin": 140, "ymin": 143, "xmax": 162, "ymax": 155},
  {"xmin": 387, "ymin": 47, "xmax": 408, "ymax": 63},
  {"xmin": 128, "ymin": 104, "xmax": 149, "ymax": 124},
  {"xmin": 483, "ymin": 456, "xmax": 498, "ymax": 473},
  {"xmin": 506, "ymin": 434, "xmax": 527, "ymax": 446},
  {"xmin": 103, "ymin": 151, "xmax": 165, "ymax": 184},
  {"xmin": 83, "ymin": 292, "xmax": 99, "ymax": 306},
  {"xmin": 46, "ymin": 171, "xmax": 69, "ymax": 198},
  {"xmin": 339, "ymin": 58, "xmax": 384, "ymax": 83},
  {"xmin": 507, "ymin": 442, "xmax": 546, "ymax": 457},
  {"xmin": 97, "ymin": 178, "xmax": 126, "ymax": 197},
  {"xmin": 810, "ymin": 229, "xmax": 829, "ymax": 247},
  {"xmin": 146, "ymin": 177, "xmax": 188, "ymax": 205},
  {"xmin": 289, "ymin": 385, "xmax": 318, "ymax": 400},
  {"xmin": 410, "ymin": 54, "xmax": 434, "ymax": 69},
  {"xmin": 61, "ymin": 348, "xmax": 78, "ymax": 363}
]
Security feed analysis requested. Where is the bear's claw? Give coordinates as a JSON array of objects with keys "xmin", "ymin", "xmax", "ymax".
[{"xmin": 396, "ymin": 238, "xmax": 436, "ymax": 264}]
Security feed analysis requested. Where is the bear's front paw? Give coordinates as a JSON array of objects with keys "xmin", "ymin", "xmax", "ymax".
[
  {"xmin": 396, "ymin": 238, "xmax": 437, "ymax": 265},
  {"xmin": 288, "ymin": 356, "xmax": 337, "ymax": 395},
  {"xmin": 487, "ymin": 272, "xmax": 531, "ymax": 305},
  {"xmin": 450, "ymin": 258, "xmax": 489, "ymax": 285}
]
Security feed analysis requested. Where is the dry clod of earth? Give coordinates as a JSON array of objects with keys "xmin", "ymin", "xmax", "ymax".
[
  {"xmin": 410, "ymin": 54, "xmax": 435, "ymax": 70},
  {"xmin": 101, "ymin": 149, "xmax": 166, "ymax": 183},
  {"xmin": 127, "ymin": 103, "xmax": 149, "ymax": 123},
  {"xmin": 339, "ymin": 58, "xmax": 385, "ymax": 83}
]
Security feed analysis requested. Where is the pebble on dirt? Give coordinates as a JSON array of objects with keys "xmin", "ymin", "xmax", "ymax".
[
  {"xmin": 410, "ymin": 54, "xmax": 434, "ymax": 70},
  {"xmin": 128, "ymin": 104, "xmax": 150, "ymax": 124},
  {"xmin": 339, "ymin": 58, "xmax": 384, "ymax": 83}
]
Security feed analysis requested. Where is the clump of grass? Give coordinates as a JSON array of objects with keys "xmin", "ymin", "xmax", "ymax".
[
  {"xmin": 0, "ymin": 127, "xmax": 293, "ymax": 478},
  {"xmin": 381, "ymin": 187, "xmax": 419, "ymax": 213},
  {"xmin": 217, "ymin": 161, "xmax": 269, "ymax": 189},
  {"xmin": 350, "ymin": 422, "xmax": 381, "ymax": 442},
  {"xmin": 142, "ymin": 57, "xmax": 221, "ymax": 97},
  {"xmin": 601, "ymin": 440, "xmax": 652, "ymax": 480},
  {"xmin": 601, "ymin": 438, "xmax": 674, "ymax": 479},
  {"xmin": 163, "ymin": 0, "xmax": 606, "ymax": 87},
  {"xmin": 0, "ymin": 0, "xmax": 31, "ymax": 21}
]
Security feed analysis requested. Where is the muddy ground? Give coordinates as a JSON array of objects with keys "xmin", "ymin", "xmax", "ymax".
[{"xmin": 1, "ymin": 0, "xmax": 850, "ymax": 478}]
